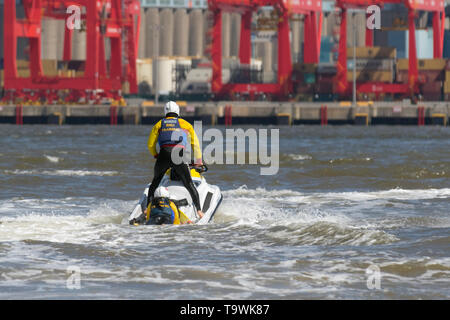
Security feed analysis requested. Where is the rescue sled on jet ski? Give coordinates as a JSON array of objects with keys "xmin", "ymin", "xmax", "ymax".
[{"xmin": 128, "ymin": 164, "xmax": 222, "ymax": 225}]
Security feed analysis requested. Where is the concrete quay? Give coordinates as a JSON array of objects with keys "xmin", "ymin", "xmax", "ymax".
[{"xmin": 0, "ymin": 101, "xmax": 449, "ymax": 126}]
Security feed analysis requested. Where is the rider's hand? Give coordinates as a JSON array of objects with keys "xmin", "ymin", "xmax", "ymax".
[{"xmin": 194, "ymin": 158, "xmax": 203, "ymax": 166}]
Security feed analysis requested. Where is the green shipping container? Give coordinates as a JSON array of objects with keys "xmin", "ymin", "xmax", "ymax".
[{"xmin": 304, "ymin": 73, "xmax": 316, "ymax": 84}]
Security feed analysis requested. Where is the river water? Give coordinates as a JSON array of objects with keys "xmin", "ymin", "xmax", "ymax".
[{"xmin": 0, "ymin": 124, "xmax": 449, "ymax": 299}]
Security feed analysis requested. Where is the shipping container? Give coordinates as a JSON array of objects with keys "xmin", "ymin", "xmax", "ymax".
[
  {"xmin": 317, "ymin": 74, "xmax": 336, "ymax": 82},
  {"xmin": 295, "ymin": 83, "xmax": 314, "ymax": 94},
  {"xmin": 397, "ymin": 58, "xmax": 447, "ymax": 71},
  {"xmin": 421, "ymin": 81, "xmax": 442, "ymax": 94},
  {"xmin": 346, "ymin": 47, "xmax": 397, "ymax": 59},
  {"xmin": 397, "ymin": 70, "xmax": 444, "ymax": 83},
  {"xmin": 317, "ymin": 64, "xmax": 337, "ymax": 75},
  {"xmin": 444, "ymin": 81, "xmax": 450, "ymax": 94},
  {"xmin": 347, "ymin": 59, "xmax": 394, "ymax": 71},
  {"xmin": 443, "ymin": 30, "xmax": 450, "ymax": 59},
  {"xmin": 304, "ymin": 73, "xmax": 316, "ymax": 84},
  {"xmin": 293, "ymin": 63, "xmax": 318, "ymax": 73},
  {"xmin": 316, "ymin": 80, "xmax": 334, "ymax": 94},
  {"xmin": 347, "ymin": 71, "xmax": 393, "ymax": 82},
  {"xmin": 421, "ymin": 93, "xmax": 442, "ymax": 101}
]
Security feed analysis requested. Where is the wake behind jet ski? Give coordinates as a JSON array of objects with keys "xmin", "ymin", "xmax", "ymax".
[{"xmin": 128, "ymin": 164, "xmax": 222, "ymax": 226}]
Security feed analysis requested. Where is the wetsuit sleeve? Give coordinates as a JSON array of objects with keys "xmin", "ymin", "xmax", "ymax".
[
  {"xmin": 179, "ymin": 119, "xmax": 202, "ymax": 164},
  {"xmin": 148, "ymin": 120, "xmax": 162, "ymax": 157}
]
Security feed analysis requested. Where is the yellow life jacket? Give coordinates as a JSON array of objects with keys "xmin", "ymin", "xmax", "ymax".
[{"xmin": 147, "ymin": 199, "xmax": 191, "ymax": 225}]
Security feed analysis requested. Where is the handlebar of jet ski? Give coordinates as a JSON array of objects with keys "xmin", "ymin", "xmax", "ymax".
[{"xmin": 190, "ymin": 163, "xmax": 208, "ymax": 173}]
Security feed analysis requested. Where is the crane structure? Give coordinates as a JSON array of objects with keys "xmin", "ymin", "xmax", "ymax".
[
  {"xmin": 3, "ymin": 0, "xmax": 141, "ymax": 104},
  {"xmin": 207, "ymin": 0, "xmax": 322, "ymax": 99},
  {"xmin": 335, "ymin": 0, "xmax": 445, "ymax": 97}
]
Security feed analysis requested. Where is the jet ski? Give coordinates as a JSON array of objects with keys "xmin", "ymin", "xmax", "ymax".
[{"xmin": 128, "ymin": 164, "xmax": 223, "ymax": 225}]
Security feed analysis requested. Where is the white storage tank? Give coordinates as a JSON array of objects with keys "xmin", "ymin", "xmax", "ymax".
[
  {"xmin": 153, "ymin": 57, "xmax": 176, "ymax": 95},
  {"xmin": 137, "ymin": 59, "xmax": 153, "ymax": 95},
  {"xmin": 41, "ymin": 18, "xmax": 59, "ymax": 60}
]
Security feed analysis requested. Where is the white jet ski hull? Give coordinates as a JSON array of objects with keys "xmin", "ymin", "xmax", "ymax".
[{"xmin": 128, "ymin": 170, "xmax": 222, "ymax": 225}]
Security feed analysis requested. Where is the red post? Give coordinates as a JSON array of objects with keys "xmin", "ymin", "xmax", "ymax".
[
  {"xmin": 320, "ymin": 105, "xmax": 328, "ymax": 126},
  {"xmin": 16, "ymin": 105, "xmax": 23, "ymax": 125},
  {"xmin": 211, "ymin": 9, "xmax": 223, "ymax": 95},
  {"xmin": 418, "ymin": 106, "xmax": 425, "ymax": 126},
  {"xmin": 365, "ymin": 11, "xmax": 374, "ymax": 47},
  {"xmin": 408, "ymin": 9, "xmax": 418, "ymax": 94},
  {"xmin": 303, "ymin": 13, "xmax": 311, "ymax": 63},
  {"xmin": 224, "ymin": 105, "xmax": 232, "ymax": 126},
  {"xmin": 441, "ymin": 10, "xmax": 446, "ymax": 53},
  {"xmin": 110, "ymin": 106, "xmax": 118, "ymax": 125},
  {"xmin": 336, "ymin": 8, "xmax": 348, "ymax": 95},
  {"xmin": 239, "ymin": 10, "xmax": 252, "ymax": 65},
  {"xmin": 433, "ymin": 11, "xmax": 443, "ymax": 58},
  {"xmin": 278, "ymin": 10, "xmax": 292, "ymax": 96},
  {"xmin": 63, "ymin": 27, "xmax": 73, "ymax": 61},
  {"xmin": 317, "ymin": 11, "xmax": 323, "ymax": 60}
]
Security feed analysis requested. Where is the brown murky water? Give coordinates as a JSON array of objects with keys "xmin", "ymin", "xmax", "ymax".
[{"xmin": 0, "ymin": 125, "xmax": 449, "ymax": 299}]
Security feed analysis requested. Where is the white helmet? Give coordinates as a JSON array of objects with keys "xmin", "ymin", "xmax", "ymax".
[
  {"xmin": 164, "ymin": 101, "xmax": 180, "ymax": 117},
  {"xmin": 154, "ymin": 186, "xmax": 170, "ymax": 199}
]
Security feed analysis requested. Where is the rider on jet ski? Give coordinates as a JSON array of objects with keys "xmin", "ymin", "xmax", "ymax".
[
  {"xmin": 133, "ymin": 187, "xmax": 192, "ymax": 225},
  {"xmin": 147, "ymin": 101, "xmax": 204, "ymax": 219}
]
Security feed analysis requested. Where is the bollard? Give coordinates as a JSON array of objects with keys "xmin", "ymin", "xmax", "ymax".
[
  {"xmin": 276, "ymin": 113, "xmax": 292, "ymax": 126},
  {"xmin": 48, "ymin": 112, "xmax": 63, "ymax": 125},
  {"xmin": 431, "ymin": 113, "xmax": 447, "ymax": 126},
  {"xmin": 355, "ymin": 113, "xmax": 369, "ymax": 126}
]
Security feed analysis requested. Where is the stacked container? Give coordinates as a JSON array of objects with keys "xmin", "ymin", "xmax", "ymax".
[
  {"xmin": 316, "ymin": 63, "xmax": 336, "ymax": 98},
  {"xmin": 397, "ymin": 58, "xmax": 446, "ymax": 83},
  {"xmin": 443, "ymin": 60, "xmax": 450, "ymax": 101},
  {"xmin": 397, "ymin": 59, "xmax": 445, "ymax": 100},
  {"xmin": 346, "ymin": 47, "xmax": 396, "ymax": 83},
  {"xmin": 292, "ymin": 63, "xmax": 317, "ymax": 97}
]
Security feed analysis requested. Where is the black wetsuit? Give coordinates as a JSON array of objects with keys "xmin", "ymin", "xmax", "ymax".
[{"xmin": 147, "ymin": 147, "xmax": 201, "ymax": 211}]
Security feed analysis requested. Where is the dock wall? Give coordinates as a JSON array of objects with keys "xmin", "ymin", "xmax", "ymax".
[{"xmin": 1, "ymin": 102, "xmax": 449, "ymax": 126}]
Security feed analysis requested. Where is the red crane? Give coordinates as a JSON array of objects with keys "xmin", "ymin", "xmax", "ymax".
[
  {"xmin": 335, "ymin": 0, "xmax": 445, "ymax": 97},
  {"xmin": 3, "ymin": 0, "xmax": 141, "ymax": 104},
  {"xmin": 207, "ymin": 0, "xmax": 322, "ymax": 100}
]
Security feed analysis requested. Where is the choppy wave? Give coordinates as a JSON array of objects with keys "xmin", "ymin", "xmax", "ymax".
[
  {"xmin": 3, "ymin": 169, "xmax": 119, "ymax": 177},
  {"xmin": 286, "ymin": 154, "xmax": 312, "ymax": 161},
  {"xmin": 0, "ymin": 185, "xmax": 449, "ymax": 299},
  {"xmin": 44, "ymin": 155, "xmax": 61, "ymax": 163},
  {"xmin": 223, "ymin": 186, "xmax": 450, "ymax": 202}
]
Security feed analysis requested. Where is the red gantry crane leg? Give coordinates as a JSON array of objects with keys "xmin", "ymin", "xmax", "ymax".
[
  {"xmin": 208, "ymin": 0, "xmax": 322, "ymax": 100},
  {"xmin": 3, "ymin": 0, "xmax": 140, "ymax": 104},
  {"xmin": 335, "ymin": 0, "xmax": 445, "ymax": 99}
]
